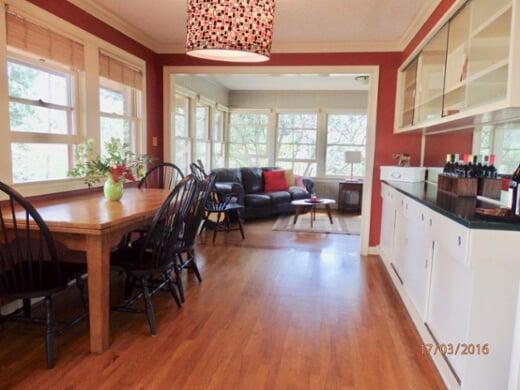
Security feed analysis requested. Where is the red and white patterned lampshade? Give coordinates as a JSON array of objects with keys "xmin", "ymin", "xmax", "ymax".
[{"xmin": 186, "ymin": 0, "xmax": 276, "ymax": 63}]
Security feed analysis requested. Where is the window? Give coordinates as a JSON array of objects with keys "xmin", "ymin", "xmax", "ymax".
[
  {"xmin": 228, "ymin": 112, "xmax": 269, "ymax": 167},
  {"xmin": 99, "ymin": 78, "xmax": 140, "ymax": 157},
  {"xmin": 173, "ymin": 94, "xmax": 191, "ymax": 173},
  {"xmin": 276, "ymin": 113, "xmax": 318, "ymax": 176},
  {"xmin": 478, "ymin": 124, "xmax": 520, "ymax": 174},
  {"xmin": 326, "ymin": 113, "xmax": 367, "ymax": 177},
  {"xmin": 212, "ymin": 109, "xmax": 226, "ymax": 168},
  {"xmin": 194, "ymin": 104, "xmax": 210, "ymax": 168},
  {"xmin": 98, "ymin": 52, "xmax": 143, "ymax": 159},
  {"xmin": 8, "ymin": 58, "xmax": 76, "ymax": 183}
]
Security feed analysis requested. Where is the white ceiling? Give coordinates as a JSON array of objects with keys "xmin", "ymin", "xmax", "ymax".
[
  {"xmin": 71, "ymin": 0, "xmax": 440, "ymax": 53},
  {"xmin": 189, "ymin": 74, "xmax": 370, "ymax": 91}
]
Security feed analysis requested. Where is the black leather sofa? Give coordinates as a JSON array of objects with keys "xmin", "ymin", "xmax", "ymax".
[{"xmin": 212, "ymin": 167, "xmax": 314, "ymax": 220}]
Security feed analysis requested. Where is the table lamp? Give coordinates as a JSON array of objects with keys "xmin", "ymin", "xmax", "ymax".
[{"xmin": 345, "ymin": 151, "xmax": 362, "ymax": 180}]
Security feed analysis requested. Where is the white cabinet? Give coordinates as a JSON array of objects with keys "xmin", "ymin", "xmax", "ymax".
[
  {"xmin": 379, "ymin": 184, "xmax": 397, "ymax": 262},
  {"xmin": 427, "ymin": 242, "xmax": 473, "ymax": 383},
  {"xmin": 395, "ymin": 0, "xmax": 519, "ymax": 134},
  {"xmin": 401, "ymin": 200, "xmax": 433, "ymax": 320},
  {"xmin": 379, "ymin": 181, "xmax": 520, "ymax": 389}
]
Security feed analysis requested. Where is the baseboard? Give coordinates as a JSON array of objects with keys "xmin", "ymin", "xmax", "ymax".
[{"xmin": 368, "ymin": 245, "xmax": 379, "ymax": 255}]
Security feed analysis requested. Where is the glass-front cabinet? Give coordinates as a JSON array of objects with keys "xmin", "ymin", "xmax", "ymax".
[
  {"xmin": 395, "ymin": 0, "xmax": 516, "ymax": 132},
  {"xmin": 398, "ymin": 58, "xmax": 418, "ymax": 128}
]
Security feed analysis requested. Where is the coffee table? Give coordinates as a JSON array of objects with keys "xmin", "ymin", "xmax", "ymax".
[{"xmin": 292, "ymin": 198, "xmax": 336, "ymax": 228}]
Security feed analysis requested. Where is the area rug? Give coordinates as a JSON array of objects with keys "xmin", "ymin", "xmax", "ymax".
[{"xmin": 272, "ymin": 212, "xmax": 361, "ymax": 235}]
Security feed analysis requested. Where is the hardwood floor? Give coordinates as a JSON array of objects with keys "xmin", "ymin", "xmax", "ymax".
[{"xmin": 0, "ymin": 214, "xmax": 445, "ymax": 389}]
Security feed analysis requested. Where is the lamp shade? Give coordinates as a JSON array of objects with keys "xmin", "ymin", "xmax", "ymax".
[
  {"xmin": 345, "ymin": 150, "xmax": 363, "ymax": 164},
  {"xmin": 186, "ymin": 0, "xmax": 276, "ymax": 63}
]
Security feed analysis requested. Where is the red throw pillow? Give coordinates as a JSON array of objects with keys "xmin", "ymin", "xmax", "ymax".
[{"xmin": 263, "ymin": 170, "xmax": 288, "ymax": 192}]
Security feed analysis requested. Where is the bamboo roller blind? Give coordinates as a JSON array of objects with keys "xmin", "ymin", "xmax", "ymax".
[
  {"xmin": 99, "ymin": 52, "xmax": 143, "ymax": 90},
  {"xmin": 6, "ymin": 11, "xmax": 85, "ymax": 70}
]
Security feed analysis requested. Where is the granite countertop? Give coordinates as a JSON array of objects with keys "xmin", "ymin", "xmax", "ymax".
[{"xmin": 382, "ymin": 180, "xmax": 520, "ymax": 231}]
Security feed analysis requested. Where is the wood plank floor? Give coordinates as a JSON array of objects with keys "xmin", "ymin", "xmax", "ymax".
[{"xmin": 0, "ymin": 214, "xmax": 445, "ymax": 389}]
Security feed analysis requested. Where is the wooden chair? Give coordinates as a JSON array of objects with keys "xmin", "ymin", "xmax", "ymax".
[
  {"xmin": 190, "ymin": 163, "xmax": 245, "ymax": 243},
  {"xmin": 0, "ymin": 182, "xmax": 88, "ymax": 368},
  {"xmin": 110, "ymin": 175, "xmax": 199, "ymax": 335},
  {"xmin": 172, "ymin": 173, "xmax": 216, "ymax": 302},
  {"xmin": 138, "ymin": 162, "xmax": 184, "ymax": 190}
]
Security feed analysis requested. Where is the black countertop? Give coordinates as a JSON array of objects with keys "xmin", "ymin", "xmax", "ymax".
[{"xmin": 382, "ymin": 180, "xmax": 520, "ymax": 231}]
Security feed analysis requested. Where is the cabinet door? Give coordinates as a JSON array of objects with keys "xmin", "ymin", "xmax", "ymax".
[
  {"xmin": 380, "ymin": 194, "xmax": 396, "ymax": 262},
  {"xmin": 391, "ymin": 208, "xmax": 407, "ymax": 282},
  {"xmin": 402, "ymin": 219, "xmax": 432, "ymax": 320},
  {"xmin": 398, "ymin": 58, "xmax": 419, "ymax": 128},
  {"xmin": 416, "ymin": 24, "xmax": 448, "ymax": 123},
  {"xmin": 427, "ymin": 242, "xmax": 473, "ymax": 381}
]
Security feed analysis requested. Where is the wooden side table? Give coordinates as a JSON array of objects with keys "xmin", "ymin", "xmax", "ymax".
[{"xmin": 338, "ymin": 180, "xmax": 363, "ymax": 213}]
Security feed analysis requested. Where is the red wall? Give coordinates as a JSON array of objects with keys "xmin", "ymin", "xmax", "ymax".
[
  {"xmin": 27, "ymin": 0, "xmax": 164, "ymax": 162},
  {"xmin": 160, "ymin": 53, "xmax": 423, "ymax": 247},
  {"xmin": 423, "ymin": 131, "xmax": 474, "ymax": 167}
]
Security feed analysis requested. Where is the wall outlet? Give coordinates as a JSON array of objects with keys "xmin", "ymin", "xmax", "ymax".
[{"xmin": 152, "ymin": 137, "xmax": 158, "ymax": 147}]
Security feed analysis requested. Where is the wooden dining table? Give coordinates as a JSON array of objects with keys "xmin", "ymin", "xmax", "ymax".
[{"xmin": 4, "ymin": 188, "xmax": 171, "ymax": 353}]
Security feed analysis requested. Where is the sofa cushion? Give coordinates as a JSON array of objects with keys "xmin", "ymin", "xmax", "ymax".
[
  {"xmin": 212, "ymin": 168, "xmax": 242, "ymax": 184},
  {"xmin": 267, "ymin": 191, "xmax": 291, "ymax": 205},
  {"xmin": 288, "ymin": 186, "xmax": 309, "ymax": 200},
  {"xmin": 263, "ymin": 170, "xmax": 288, "ymax": 192},
  {"xmin": 244, "ymin": 193, "xmax": 271, "ymax": 207},
  {"xmin": 241, "ymin": 167, "xmax": 264, "ymax": 193}
]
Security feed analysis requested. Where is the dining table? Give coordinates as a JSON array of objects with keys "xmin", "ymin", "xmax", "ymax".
[{"xmin": 3, "ymin": 187, "xmax": 171, "ymax": 353}]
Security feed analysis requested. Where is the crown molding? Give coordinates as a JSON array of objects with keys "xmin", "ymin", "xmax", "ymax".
[
  {"xmin": 397, "ymin": 0, "xmax": 442, "ymax": 50},
  {"xmin": 68, "ymin": 0, "xmax": 441, "ymax": 55},
  {"xmin": 66, "ymin": 0, "xmax": 164, "ymax": 52}
]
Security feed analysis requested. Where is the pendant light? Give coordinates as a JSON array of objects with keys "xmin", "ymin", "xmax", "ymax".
[{"xmin": 186, "ymin": 0, "xmax": 276, "ymax": 63}]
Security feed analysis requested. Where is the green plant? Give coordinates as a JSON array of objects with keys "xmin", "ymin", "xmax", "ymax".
[{"xmin": 69, "ymin": 138, "xmax": 152, "ymax": 187}]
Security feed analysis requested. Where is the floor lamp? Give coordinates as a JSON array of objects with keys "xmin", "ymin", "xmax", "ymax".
[{"xmin": 345, "ymin": 151, "xmax": 362, "ymax": 181}]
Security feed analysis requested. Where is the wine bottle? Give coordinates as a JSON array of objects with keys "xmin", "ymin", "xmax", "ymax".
[{"xmin": 444, "ymin": 154, "xmax": 452, "ymax": 174}]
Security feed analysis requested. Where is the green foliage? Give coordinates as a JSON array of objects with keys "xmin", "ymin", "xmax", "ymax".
[{"xmin": 69, "ymin": 138, "xmax": 152, "ymax": 187}]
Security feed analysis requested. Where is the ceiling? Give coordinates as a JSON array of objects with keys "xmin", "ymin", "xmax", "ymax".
[
  {"xmin": 70, "ymin": 0, "xmax": 440, "ymax": 53},
  {"xmin": 189, "ymin": 74, "xmax": 371, "ymax": 91}
]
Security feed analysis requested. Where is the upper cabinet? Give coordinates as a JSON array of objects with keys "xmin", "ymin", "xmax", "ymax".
[{"xmin": 395, "ymin": 0, "xmax": 518, "ymax": 133}]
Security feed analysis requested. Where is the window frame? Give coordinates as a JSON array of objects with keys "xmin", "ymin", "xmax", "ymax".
[
  {"xmin": 324, "ymin": 110, "xmax": 368, "ymax": 178},
  {"xmin": 0, "ymin": 3, "xmax": 148, "ymax": 197},
  {"xmin": 99, "ymin": 77, "xmax": 141, "ymax": 155},
  {"xmin": 227, "ymin": 109, "xmax": 270, "ymax": 168},
  {"xmin": 7, "ymin": 52, "xmax": 81, "ymax": 184},
  {"xmin": 193, "ymin": 102, "xmax": 210, "ymax": 168},
  {"xmin": 172, "ymin": 93, "xmax": 191, "ymax": 174},
  {"xmin": 475, "ymin": 125, "xmax": 520, "ymax": 175},
  {"xmin": 211, "ymin": 107, "xmax": 226, "ymax": 169},
  {"xmin": 275, "ymin": 110, "xmax": 319, "ymax": 176}
]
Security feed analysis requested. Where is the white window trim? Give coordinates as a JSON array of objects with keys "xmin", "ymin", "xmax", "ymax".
[
  {"xmin": 99, "ymin": 79, "xmax": 142, "ymax": 154},
  {"xmin": 0, "ymin": 0, "xmax": 147, "ymax": 197},
  {"xmin": 7, "ymin": 53, "xmax": 80, "ymax": 184}
]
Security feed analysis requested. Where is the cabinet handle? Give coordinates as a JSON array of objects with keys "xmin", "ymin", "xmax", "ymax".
[
  {"xmin": 429, "ymin": 218, "xmax": 432, "ymax": 227},
  {"xmin": 391, "ymin": 172, "xmax": 402, "ymax": 179},
  {"xmin": 421, "ymin": 213, "xmax": 424, "ymax": 221},
  {"xmin": 458, "ymin": 236, "xmax": 462, "ymax": 246},
  {"xmin": 406, "ymin": 203, "xmax": 409, "ymax": 210}
]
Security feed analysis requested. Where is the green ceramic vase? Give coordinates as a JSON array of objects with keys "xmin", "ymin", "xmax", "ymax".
[{"xmin": 103, "ymin": 177, "xmax": 124, "ymax": 201}]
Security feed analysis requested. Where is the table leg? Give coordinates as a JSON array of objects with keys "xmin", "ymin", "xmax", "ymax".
[
  {"xmin": 325, "ymin": 204, "xmax": 334, "ymax": 224},
  {"xmin": 293, "ymin": 206, "xmax": 301, "ymax": 224},
  {"xmin": 311, "ymin": 206, "xmax": 315, "ymax": 228},
  {"xmin": 86, "ymin": 235, "xmax": 110, "ymax": 353}
]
